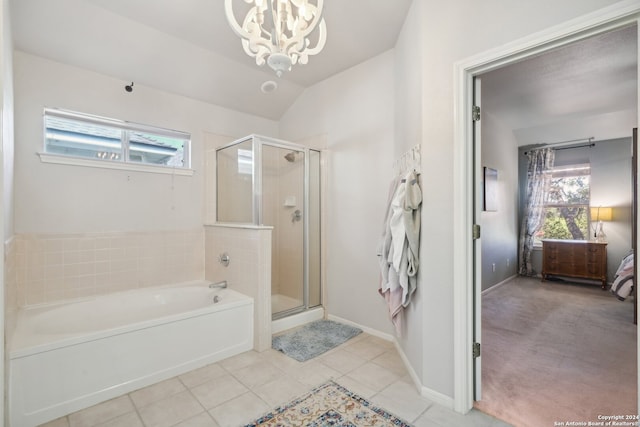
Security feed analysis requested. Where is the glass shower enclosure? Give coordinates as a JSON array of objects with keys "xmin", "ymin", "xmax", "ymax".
[{"xmin": 216, "ymin": 135, "xmax": 321, "ymax": 319}]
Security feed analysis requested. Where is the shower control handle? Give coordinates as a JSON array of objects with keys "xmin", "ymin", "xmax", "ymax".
[
  {"xmin": 292, "ymin": 210, "xmax": 302, "ymax": 223},
  {"xmin": 218, "ymin": 252, "xmax": 230, "ymax": 267}
]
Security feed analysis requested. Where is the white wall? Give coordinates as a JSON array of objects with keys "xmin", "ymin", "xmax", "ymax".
[
  {"xmin": 282, "ymin": 0, "xmax": 625, "ymax": 402},
  {"xmin": 13, "ymin": 52, "xmax": 278, "ymax": 234},
  {"xmin": 416, "ymin": 0, "xmax": 622, "ymax": 399},
  {"xmin": 514, "ymin": 109, "xmax": 637, "ymax": 146},
  {"xmin": 480, "ymin": 110, "xmax": 519, "ymax": 290},
  {"xmin": 1, "ymin": 0, "xmax": 12, "ymax": 422},
  {"xmin": 395, "ymin": 0, "xmax": 423, "ymax": 157},
  {"xmin": 393, "ymin": 0, "xmax": 425, "ymax": 383},
  {"xmin": 590, "ymin": 138, "xmax": 634, "ymax": 279},
  {"xmin": 279, "ymin": 51, "xmax": 396, "ymax": 336},
  {"xmin": 2, "ymin": 0, "xmax": 12, "ymax": 240}
]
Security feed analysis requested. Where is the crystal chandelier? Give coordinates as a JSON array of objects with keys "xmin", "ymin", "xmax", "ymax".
[{"xmin": 224, "ymin": 0, "xmax": 327, "ymax": 77}]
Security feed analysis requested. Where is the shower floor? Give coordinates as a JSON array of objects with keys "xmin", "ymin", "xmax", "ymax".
[{"xmin": 271, "ymin": 293, "xmax": 303, "ymax": 314}]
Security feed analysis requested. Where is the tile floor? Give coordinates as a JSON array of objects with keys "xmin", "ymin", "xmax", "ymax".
[{"xmin": 40, "ymin": 333, "xmax": 512, "ymax": 427}]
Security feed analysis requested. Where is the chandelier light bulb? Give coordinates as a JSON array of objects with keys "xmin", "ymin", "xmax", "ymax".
[{"xmin": 224, "ymin": 0, "xmax": 326, "ymax": 76}]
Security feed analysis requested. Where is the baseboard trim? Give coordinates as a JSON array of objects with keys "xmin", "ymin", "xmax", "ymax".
[
  {"xmin": 420, "ymin": 386, "xmax": 455, "ymax": 409},
  {"xmin": 327, "ymin": 314, "xmax": 395, "ymax": 342},
  {"xmin": 327, "ymin": 314, "xmax": 454, "ymax": 410},
  {"xmin": 481, "ymin": 274, "xmax": 518, "ymax": 296},
  {"xmin": 272, "ymin": 307, "xmax": 324, "ymax": 334}
]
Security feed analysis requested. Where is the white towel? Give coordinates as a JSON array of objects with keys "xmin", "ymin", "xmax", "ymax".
[
  {"xmin": 402, "ymin": 170, "xmax": 421, "ymax": 306},
  {"xmin": 378, "ymin": 176, "xmax": 401, "ymax": 294},
  {"xmin": 388, "ymin": 177, "xmax": 407, "ymax": 272},
  {"xmin": 378, "ymin": 171, "xmax": 422, "ymax": 335}
]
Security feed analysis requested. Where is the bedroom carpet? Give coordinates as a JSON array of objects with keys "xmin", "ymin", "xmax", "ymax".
[{"xmin": 475, "ymin": 276, "xmax": 637, "ymax": 427}]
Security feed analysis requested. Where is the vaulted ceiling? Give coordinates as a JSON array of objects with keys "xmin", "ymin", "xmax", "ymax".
[
  {"xmin": 11, "ymin": 1, "xmax": 638, "ymax": 137},
  {"xmin": 11, "ymin": 0, "xmax": 413, "ymax": 120}
]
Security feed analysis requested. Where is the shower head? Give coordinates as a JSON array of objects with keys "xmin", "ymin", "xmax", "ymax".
[{"xmin": 284, "ymin": 151, "xmax": 297, "ymax": 162}]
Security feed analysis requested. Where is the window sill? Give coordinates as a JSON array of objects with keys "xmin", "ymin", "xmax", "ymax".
[{"xmin": 38, "ymin": 153, "xmax": 195, "ymax": 176}]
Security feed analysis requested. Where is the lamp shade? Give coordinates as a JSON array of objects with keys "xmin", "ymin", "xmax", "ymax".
[{"xmin": 590, "ymin": 206, "xmax": 613, "ymax": 222}]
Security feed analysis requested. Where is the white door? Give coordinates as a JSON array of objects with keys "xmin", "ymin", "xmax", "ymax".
[{"xmin": 473, "ymin": 76, "xmax": 482, "ymax": 401}]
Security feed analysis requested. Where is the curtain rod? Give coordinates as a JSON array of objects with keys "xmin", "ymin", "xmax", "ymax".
[{"xmin": 523, "ymin": 137, "xmax": 595, "ymax": 155}]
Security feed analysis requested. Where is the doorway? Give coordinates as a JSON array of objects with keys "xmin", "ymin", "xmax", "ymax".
[
  {"xmin": 452, "ymin": 6, "xmax": 640, "ymax": 416},
  {"xmin": 477, "ymin": 26, "xmax": 638, "ymax": 424}
]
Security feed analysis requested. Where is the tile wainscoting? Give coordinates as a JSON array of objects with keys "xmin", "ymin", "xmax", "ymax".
[
  {"xmin": 205, "ymin": 224, "xmax": 273, "ymax": 352},
  {"xmin": 9, "ymin": 229, "xmax": 204, "ymax": 308}
]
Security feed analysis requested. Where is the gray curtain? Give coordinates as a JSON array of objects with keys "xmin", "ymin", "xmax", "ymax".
[{"xmin": 518, "ymin": 148, "xmax": 555, "ymax": 276}]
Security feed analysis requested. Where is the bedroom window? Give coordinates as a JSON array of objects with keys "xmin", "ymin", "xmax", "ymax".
[
  {"xmin": 41, "ymin": 108, "xmax": 192, "ymax": 174},
  {"xmin": 535, "ymin": 163, "xmax": 590, "ymax": 244}
]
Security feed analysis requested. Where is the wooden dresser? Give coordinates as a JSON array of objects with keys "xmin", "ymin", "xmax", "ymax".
[{"xmin": 541, "ymin": 239, "xmax": 608, "ymax": 289}]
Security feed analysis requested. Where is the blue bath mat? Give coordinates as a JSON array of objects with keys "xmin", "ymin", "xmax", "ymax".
[{"xmin": 272, "ymin": 320, "xmax": 362, "ymax": 362}]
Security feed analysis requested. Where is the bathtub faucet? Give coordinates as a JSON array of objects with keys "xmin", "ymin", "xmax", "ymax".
[{"xmin": 209, "ymin": 280, "xmax": 228, "ymax": 289}]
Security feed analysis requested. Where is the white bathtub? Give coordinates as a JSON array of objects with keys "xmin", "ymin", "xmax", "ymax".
[{"xmin": 9, "ymin": 281, "xmax": 254, "ymax": 427}]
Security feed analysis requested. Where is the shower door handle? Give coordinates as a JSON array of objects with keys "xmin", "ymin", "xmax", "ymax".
[{"xmin": 292, "ymin": 209, "xmax": 302, "ymax": 223}]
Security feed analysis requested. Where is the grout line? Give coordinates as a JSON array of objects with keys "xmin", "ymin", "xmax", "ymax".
[
  {"xmin": 124, "ymin": 394, "xmax": 147, "ymax": 427},
  {"xmin": 58, "ymin": 336, "xmax": 461, "ymax": 427},
  {"xmin": 174, "ymin": 386, "xmax": 210, "ymax": 427}
]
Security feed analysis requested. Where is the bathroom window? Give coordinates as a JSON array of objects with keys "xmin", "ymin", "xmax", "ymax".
[{"xmin": 41, "ymin": 108, "xmax": 192, "ymax": 174}]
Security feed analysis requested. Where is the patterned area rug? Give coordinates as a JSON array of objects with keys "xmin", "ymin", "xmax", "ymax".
[
  {"xmin": 246, "ymin": 381, "xmax": 412, "ymax": 426},
  {"xmin": 272, "ymin": 319, "xmax": 362, "ymax": 362}
]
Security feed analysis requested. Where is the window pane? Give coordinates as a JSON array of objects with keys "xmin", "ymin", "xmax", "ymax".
[
  {"xmin": 45, "ymin": 116, "xmax": 123, "ymax": 160},
  {"xmin": 536, "ymin": 167, "xmax": 591, "ymax": 244},
  {"xmin": 547, "ymin": 175, "xmax": 590, "ymax": 205},
  {"xmin": 129, "ymin": 131, "xmax": 187, "ymax": 167},
  {"xmin": 537, "ymin": 206, "xmax": 589, "ymax": 242},
  {"xmin": 217, "ymin": 140, "xmax": 254, "ymax": 223},
  {"xmin": 44, "ymin": 109, "xmax": 192, "ymax": 170}
]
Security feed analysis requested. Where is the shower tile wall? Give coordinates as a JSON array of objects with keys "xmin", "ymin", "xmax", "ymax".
[
  {"xmin": 204, "ymin": 224, "xmax": 272, "ymax": 351},
  {"xmin": 276, "ymin": 158, "xmax": 304, "ymax": 305},
  {"xmin": 5, "ymin": 236, "xmax": 18, "ymax": 333},
  {"xmin": 262, "ymin": 149, "xmax": 280, "ymax": 296},
  {"xmin": 263, "ymin": 148, "xmax": 304, "ymax": 307},
  {"xmin": 10, "ymin": 230, "xmax": 204, "ymax": 307}
]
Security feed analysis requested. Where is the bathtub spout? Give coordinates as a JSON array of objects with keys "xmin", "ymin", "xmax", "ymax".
[{"xmin": 209, "ymin": 280, "xmax": 228, "ymax": 289}]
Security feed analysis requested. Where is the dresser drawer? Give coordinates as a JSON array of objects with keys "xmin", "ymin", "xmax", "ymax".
[{"xmin": 541, "ymin": 240, "xmax": 607, "ymax": 289}]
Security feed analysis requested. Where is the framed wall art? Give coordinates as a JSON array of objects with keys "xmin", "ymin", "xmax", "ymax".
[{"xmin": 483, "ymin": 167, "xmax": 498, "ymax": 211}]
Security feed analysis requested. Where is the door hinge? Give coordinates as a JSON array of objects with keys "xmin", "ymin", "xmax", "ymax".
[
  {"xmin": 472, "ymin": 224, "xmax": 481, "ymax": 240},
  {"xmin": 472, "ymin": 105, "xmax": 481, "ymax": 121},
  {"xmin": 473, "ymin": 342, "xmax": 481, "ymax": 358}
]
